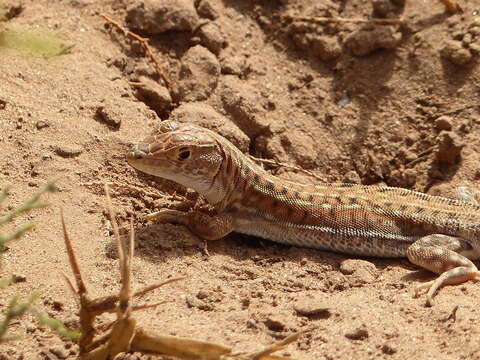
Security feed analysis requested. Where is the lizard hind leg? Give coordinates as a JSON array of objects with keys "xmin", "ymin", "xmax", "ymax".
[{"xmin": 406, "ymin": 234, "xmax": 480, "ymax": 306}]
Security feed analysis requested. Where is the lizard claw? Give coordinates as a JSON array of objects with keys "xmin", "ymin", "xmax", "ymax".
[{"xmin": 145, "ymin": 209, "xmax": 190, "ymax": 225}]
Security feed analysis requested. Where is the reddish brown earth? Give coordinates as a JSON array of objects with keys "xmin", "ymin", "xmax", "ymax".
[{"xmin": 1, "ymin": 0, "xmax": 480, "ymax": 359}]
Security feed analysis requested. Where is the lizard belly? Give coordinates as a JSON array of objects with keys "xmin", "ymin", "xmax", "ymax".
[{"xmin": 233, "ymin": 213, "xmax": 413, "ymax": 258}]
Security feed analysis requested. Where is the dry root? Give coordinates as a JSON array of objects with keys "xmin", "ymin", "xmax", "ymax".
[{"xmin": 62, "ymin": 184, "xmax": 310, "ymax": 359}]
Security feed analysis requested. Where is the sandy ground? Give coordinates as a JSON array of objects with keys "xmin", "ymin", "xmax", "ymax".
[{"xmin": 1, "ymin": 0, "xmax": 480, "ymax": 359}]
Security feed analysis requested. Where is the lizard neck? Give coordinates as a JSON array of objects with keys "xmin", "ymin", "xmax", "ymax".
[{"xmin": 202, "ymin": 137, "xmax": 268, "ymax": 211}]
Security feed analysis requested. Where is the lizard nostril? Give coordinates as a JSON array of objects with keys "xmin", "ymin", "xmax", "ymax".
[
  {"xmin": 132, "ymin": 150, "xmax": 144, "ymax": 160},
  {"xmin": 127, "ymin": 143, "xmax": 150, "ymax": 161}
]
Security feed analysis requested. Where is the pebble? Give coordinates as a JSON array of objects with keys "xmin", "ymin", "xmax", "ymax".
[
  {"xmin": 293, "ymin": 298, "xmax": 331, "ymax": 318},
  {"xmin": 53, "ymin": 144, "xmax": 83, "ymax": 158},
  {"xmin": 220, "ymin": 54, "xmax": 244, "ymax": 75},
  {"xmin": 126, "ymin": 0, "xmax": 199, "ymax": 35},
  {"xmin": 136, "ymin": 76, "xmax": 172, "ymax": 115},
  {"xmin": 434, "ymin": 116, "xmax": 453, "ymax": 131},
  {"xmin": 49, "ymin": 346, "xmax": 68, "ymax": 359},
  {"xmin": 435, "ymin": 131, "xmax": 464, "ymax": 165},
  {"xmin": 178, "ymin": 45, "xmax": 220, "ymax": 102},
  {"xmin": 197, "ymin": 0, "xmax": 219, "ymax": 19},
  {"xmin": 382, "ymin": 342, "xmax": 398, "ymax": 355},
  {"xmin": 440, "ymin": 40, "xmax": 472, "ymax": 65},
  {"xmin": 264, "ymin": 316, "xmax": 286, "ymax": 332},
  {"xmin": 340, "ymin": 259, "xmax": 377, "ymax": 286},
  {"xmin": 35, "ymin": 120, "xmax": 49, "ymax": 130},
  {"xmin": 344, "ymin": 26, "xmax": 402, "ymax": 56},
  {"xmin": 95, "ymin": 104, "xmax": 121, "ymax": 129},
  {"xmin": 311, "ymin": 36, "xmax": 341, "ymax": 61},
  {"xmin": 340, "ymin": 259, "xmax": 375, "ymax": 276},
  {"xmin": 185, "ymin": 295, "xmax": 213, "ymax": 311},
  {"xmin": 198, "ymin": 22, "xmax": 226, "ymax": 55},
  {"xmin": 12, "ymin": 273, "xmax": 26, "ymax": 282},
  {"xmin": 345, "ymin": 326, "xmax": 369, "ymax": 340},
  {"xmin": 220, "ymin": 75, "xmax": 270, "ymax": 137}
]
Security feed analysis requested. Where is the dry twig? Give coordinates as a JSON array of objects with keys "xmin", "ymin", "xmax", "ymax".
[
  {"xmin": 99, "ymin": 13, "xmax": 173, "ymax": 92},
  {"xmin": 61, "ymin": 185, "xmax": 310, "ymax": 359}
]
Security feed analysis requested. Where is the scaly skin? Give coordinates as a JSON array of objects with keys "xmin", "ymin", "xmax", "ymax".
[{"xmin": 127, "ymin": 120, "xmax": 480, "ymax": 306}]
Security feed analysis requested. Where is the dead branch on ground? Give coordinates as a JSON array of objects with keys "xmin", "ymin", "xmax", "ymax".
[
  {"xmin": 99, "ymin": 13, "xmax": 173, "ymax": 93},
  {"xmin": 62, "ymin": 184, "xmax": 310, "ymax": 359}
]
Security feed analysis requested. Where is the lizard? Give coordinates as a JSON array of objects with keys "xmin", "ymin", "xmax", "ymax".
[{"xmin": 126, "ymin": 120, "xmax": 480, "ymax": 306}]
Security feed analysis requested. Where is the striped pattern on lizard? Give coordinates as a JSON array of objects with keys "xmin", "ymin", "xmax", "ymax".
[{"xmin": 127, "ymin": 120, "xmax": 480, "ymax": 306}]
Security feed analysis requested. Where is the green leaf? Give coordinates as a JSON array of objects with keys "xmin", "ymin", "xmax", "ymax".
[{"xmin": 0, "ymin": 26, "xmax": 73, "ymax": 58}]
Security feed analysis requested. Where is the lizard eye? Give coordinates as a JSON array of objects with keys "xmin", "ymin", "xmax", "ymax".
[{"xmin": 178, "ymin": 149, "xmax": 191, "ymax": 160}]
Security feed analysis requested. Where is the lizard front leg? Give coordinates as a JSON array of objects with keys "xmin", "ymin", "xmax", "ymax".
[
  {"xmin": 146, "ymin": 209, "xmax": 234, "ymax": 240},
  {"xmin": 406, "ymin": 234, "xmax": 480, "ymax": 306}
]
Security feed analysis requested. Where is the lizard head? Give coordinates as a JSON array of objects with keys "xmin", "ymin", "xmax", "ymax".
[{"xmin": 127, "ymin": 120, "xmax": 224, "ymax": 195}]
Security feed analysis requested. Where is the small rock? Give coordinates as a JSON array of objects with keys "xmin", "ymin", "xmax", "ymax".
[
  {"xmin": 13, "ymin": 274, "xmax": 26, "ymax": 282},
  {"xmin": 126, "ymin": 0, "xmax": 199, "ymax": 35},
  {"xmin": 382, "ymin": 342, "xmax": 398, "ymax": 355},
  {"xmin": 345, "ymin": 326, "xmax": 369, "ymax": 340},
  {"xmin": 435, "ymin": 131, "xmax": 464, "ymax": 165},
  {"xmin": 220, "ymin": 55, "xmax": 244, "ymax": 75},
  {"xmin": 35, "ymin": 120, "xmax": 49, "ymax": 130},
  {"xmin": 49, "ymin": 346, "xmax": 68, "ymax": 359},
  {"xmin": 343, "ymin": 170, "xmax": 361, "ymax": 184},
  {"xmin": 0, "ymin": 1, "xmax": 23, "ymax": 21},
  {"xmin": 340, "ymin": 259, "xmax": 377, "ymax": 285},
  {"xmin": 468, "ymin": 42, "xmax": 480, "ymax": 54},
  {"xmin": 134, "ymin": 60, "xmax": 158, "ymax": 78},
  {"xmin": 26, "ymin": 322, "xmax": 37, "ymax": 333},
  {"xmin": 279, "ymin": 130, "xmax": 317, "ymax": 168},
  {"xmin": 52, "ymin": 300, "xmax": 64, "ymax": 311},
  {"xmin": 197, "ymin": 0, "xmax": 219, "ymax": 19},
  {"xmin": 293, "ymin": 297, "xmax": 331, "ymax": 318},
  {"xmin": 136, "ymin": 76, "xmax": 172, "ymax": 115},
  {"xmin": 95, "ymin": 104, "xmax": 122, "ymax": 129},
  {"xmin": 53, "ymin": 144, "xmax": 83, "ymax": 158},
  {"xmin": 178, "ymin": 45, "xmax": 220, "ymax": 102},
  {"xmin": 198, "ymin": 22, "xmax": 226, "ymax": 55},
  {"xmin": 70, "ymin": 0, "xmax": 96, "ymax": 8},
  {"xmin": 171, "ymin": 102, "xmax": 250, "ymax": 152},
  {"xmin": 434, "ymin": 115, "xmax": 453, "ymax": 131},
  {"xmin": 311, "ymin": 36, "xmax": 342, "ymax": 61},
  {"xmin": 372, "ymin": 0, "xmax": 396, "ymax": 17},
  {"xmin": 440, "ymin": 40, "xmax": 472, "ymax": 65},
  {"xmin": 340, "ymin": 259, "xmax": 375, "ymax": 275},
  {"xmin": 264, "ymin": 316, "xmax": 286, "ymax": 332},
  {"xmin": 196, "ymin": 290, "xmax": 209, "ymax": 300},
  {"xmin": 344, "ymin": 25, "xmax": 402, "ymax": 56},
  {"xmin": 462, "ymin": 33, "xmax": 473, "ymax": 46},
  {"xmin": 186, "ymin": 295, "xmax": 213, "ymax": 311},
  {"xmin": 220, "ymin": 75, "xmax": 270, "ymax": 137}
]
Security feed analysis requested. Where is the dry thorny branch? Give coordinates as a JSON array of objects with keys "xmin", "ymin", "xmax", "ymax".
[
  {"xmin": 99, "ymin": 13, "xmax": 173, "ymax": 93},
  {"xmin": 62, "ymin": 184, "xmax": 311, "ymax": 359}
]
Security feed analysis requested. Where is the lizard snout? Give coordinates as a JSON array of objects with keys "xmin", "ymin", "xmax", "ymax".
[{"xmin": 127, "ymin": 143, "xmax": 151, "ymax": 161}]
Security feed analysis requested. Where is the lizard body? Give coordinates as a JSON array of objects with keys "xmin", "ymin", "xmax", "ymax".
[{"xmin": 127, "ymin": 120, "xmax": 480, "ymax": 305}]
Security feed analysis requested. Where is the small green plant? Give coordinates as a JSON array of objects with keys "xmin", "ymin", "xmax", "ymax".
[
  {"xmin": 0, "ymin": 26, "xmax": 73, "ymax": 57},
  {"xmin": 0, "ymin": 183, "xmax": 80, "ymax": 343}
]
